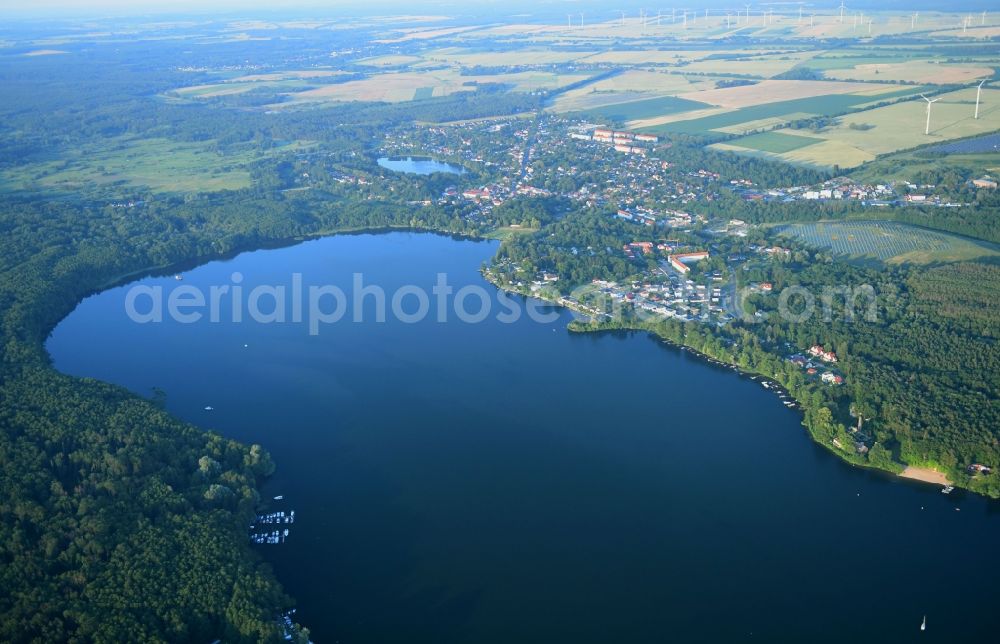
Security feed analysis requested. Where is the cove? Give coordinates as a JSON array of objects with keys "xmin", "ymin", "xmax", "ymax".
[{"xmin": 47, "ymin": 232, "xmax": 1000, "ymax": 643}]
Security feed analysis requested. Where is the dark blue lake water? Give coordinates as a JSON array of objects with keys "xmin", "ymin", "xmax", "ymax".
[
  {"xmin": 47, "ymin": 232, "xmax": 1000, "ymax": 643},
  {"xmin": 377, "ymin": 156, "xmax": 466, "ymax": 175}
]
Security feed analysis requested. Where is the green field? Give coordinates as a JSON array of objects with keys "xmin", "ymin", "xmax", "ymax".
[
  {"xmin": 0, "ymin": 137, "xmax": 309, "ymax": 194},
  {"xmin": 574, "ymin": 95, "xmax": 711, "ymax": 122},
  {"xmin": 413, "ymin": 86, "xmax": 435, "ymax": 100},
  {"xmin": 777, "ymin": 220, "xmax": 1000, "ymax": 264},
  {"xmin": 724, "ymin": 131, "xmax": 825, "ymax": 153}
]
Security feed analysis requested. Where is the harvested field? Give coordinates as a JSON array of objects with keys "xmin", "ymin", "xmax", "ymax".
[
  {"xmin": 674, "ymin": 79, "xmax": 887, "ymax": 109},
  {"xmin": 823, "ymin": 60, "xmax": 993, "ymax": 84}
]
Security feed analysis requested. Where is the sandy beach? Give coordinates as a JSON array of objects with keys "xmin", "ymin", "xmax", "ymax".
[{"xmin": 900, "ymin": 466, "xmax": 951, "ymax": 486}]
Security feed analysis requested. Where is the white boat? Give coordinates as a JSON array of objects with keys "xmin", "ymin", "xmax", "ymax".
[
  {"xmin": 273, "ymin": 495, "xmax": 284, "ymax": 500},
  {"xmin": 920, "ymin": 615, "xmax": 926, "ymax": 631},
  {"xmin": 204, "ymin": 406, "xmax": 214, "ymax": 411},
  {"xmin": 174, "ymin": 274, "xmax": 183, "ymax": 281},
  {"xmin": 941, "ymin": 485, "xmax": 954, "ymax": 494}
]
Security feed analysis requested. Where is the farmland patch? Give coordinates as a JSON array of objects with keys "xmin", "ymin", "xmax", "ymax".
[{"xmin": 776, "ymin": 220, "xmax": 999, "ymax": 264}]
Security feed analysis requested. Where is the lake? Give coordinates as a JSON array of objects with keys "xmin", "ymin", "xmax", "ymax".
[
  {"xmin": 377, "ymin": 156, "xmax": 466, "ymax": 175},
  {"xmin": 48, "ymin": 232, "xmax": 1000, "ymax": 643}
]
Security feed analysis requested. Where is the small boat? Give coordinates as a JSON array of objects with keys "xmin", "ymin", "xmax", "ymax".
[
  {"xmin": 920, "ymin": 615, "xmax": 926, "ymax": 631},
  {"xmin": 941, "ymin": 485, "xmax": 954, "ymax": 494},
  {"xmin": 273, "ymin": 495, "xmax": 284, "ymax": 500},
  {"xmin": 174, "ymin": 274, "xmax": 183, "ymax": 281},
  {"xmin": 204, "ymin": 406, "xmax": 214, "ymax": 411}
]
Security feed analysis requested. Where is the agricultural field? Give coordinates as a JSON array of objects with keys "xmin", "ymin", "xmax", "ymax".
[
  {"xmin": 373, "ymin": 25, "xmax": 480, "ymax": 43},
  {"xmin": 171, "ymin": 70, "xmax": 344, "ymax": 98},
  {"xmin": 450, "ymin": 12, "xmax": 989, "ymax": 43},
  {"xmin": 355, "ymin": 54, "xmax": 424, "ymax": 67},
  {"xmin": 822, "ymin": 60, "xmax": 993, "ymax": 84},
  {"xmin": 637, "ymin": 85, "xmax": 924, "ymax": 136},
  {"xmin": 568, "ymin": 95, "xmax": 712, "ymax": 121},
  {"xmin": 423, "ymin": 48, "xmax": 595, "ymax": 66},
  {"xmin": 675, "ymin": 80, "xmax": 889, "ymax": 110},
  {"xmin": 574, "ymin": 50, "xmax": 721, "ymax": 65},
  {"xmin": 680, "ymin": 51, "xmax": 819, "ymax": 77},
  {"xmin": 548, "ymin": 71, "xmax": 716, "ymax": 113},
  {"xmin": 279, "ymin": 69, "xmax": 590, "ymax": 104},
  {"xmin": 776, "ymin": 221, "xmax": 1000, "ymax": 264},
  {"xmin": 0, "ymin": 137, "xmax": 305, "ymax": 194},
  {"xmin": 732, "ymin": 86, "xmax": 1000, "ymax": 168},
  {"xmin": 722, "ymin": 131, "xmax": 824, "ymax": 154}
]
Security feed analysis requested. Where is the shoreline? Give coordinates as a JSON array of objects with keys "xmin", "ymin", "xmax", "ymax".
[
  {"xmin": 899, "ymin": 466, "xmax": 952, "ymax": 486},
  {"xmin": 480, "ymin": 271, "xmax": 972, "ymax": 495}
]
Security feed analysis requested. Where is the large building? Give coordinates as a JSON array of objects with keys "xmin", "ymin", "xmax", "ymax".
[{"xmin": 668, "ymin": 251, "xmax": 710, "ymax": 274}]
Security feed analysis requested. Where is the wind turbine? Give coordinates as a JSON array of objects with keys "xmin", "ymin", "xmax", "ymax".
[
  {"xmin": 727, "ymin": 11, "xmax": 733, "ymax": 28},
  {"xmin": 798, "ymin": 5, "xmax": 803, "ymax": 24},
  {"xmin": 567, "ymin": 14, "xmax": 572, "ymax": 28},
  {"xmin": 810, "ymin": 13, "xmax": 815, "ymax": 26},
  {"xmin": 580, "ymin": 12, "xmax": 584, "ymax": 27},
  {"xmin": 982, "ymin": 11, "xmax": 987, "ymax": 26},
  {"xmin": 975, "ymin": 80, "xmax": 986, "ymax": 119},
  {"xmin": 839, "ymin": 1, "xmax": 846, "ymax": 23},
  {"xmin": 620, "ymin": 10, "xmax": 626, "ymax": 27},
  {"xmin": 910, "ymin": 13, "xmax": 916, "ymax": 30},
  {"xmin": 745, "ymin": 4, "xmax": 752, "ymax": 25},
  {"xmin": 868, "ymin": 18, "xmax": 872, "ymax": 36},
  {"xmin": 920, "ymin": 94, "xmax": 941, "ymax": 135}
]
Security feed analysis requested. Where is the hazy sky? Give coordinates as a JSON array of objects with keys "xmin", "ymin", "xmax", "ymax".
[{"xmin": 0, "ymin": 0, "xmax": 993, "ymax": 18}]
